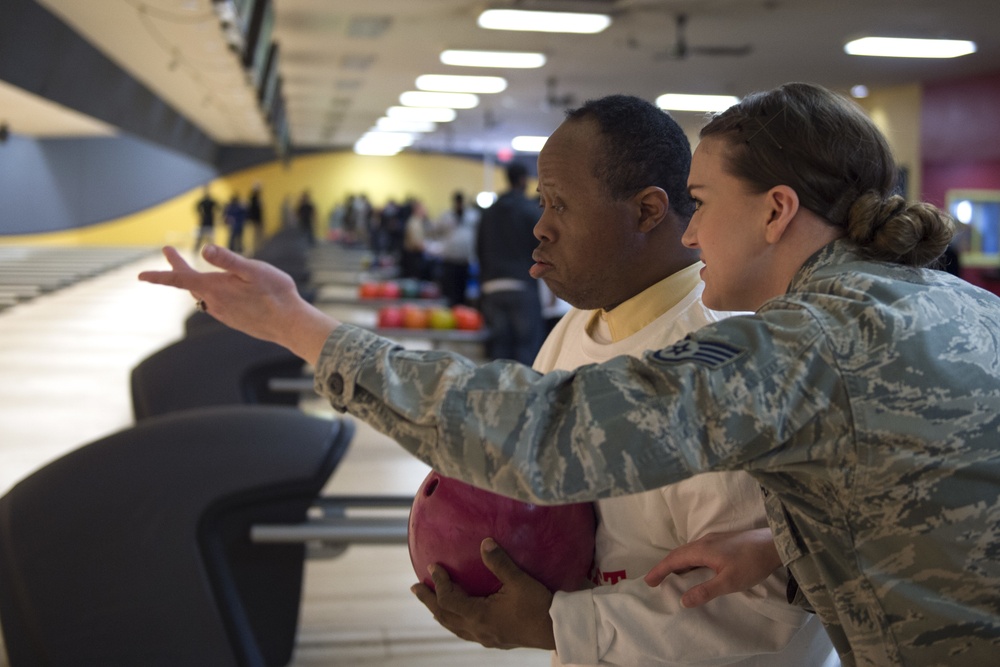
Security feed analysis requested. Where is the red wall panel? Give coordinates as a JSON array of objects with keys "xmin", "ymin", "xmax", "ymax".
[
  {"xmin": 921, "ymin": 70, "xmax": 1000, "ymax": 205},
  {"xmin": 923, "ymin": 160, "xmax": 1000, "ymax": 207}
]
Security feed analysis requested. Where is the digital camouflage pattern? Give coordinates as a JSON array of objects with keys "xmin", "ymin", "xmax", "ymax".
[{"xmin": 316, "ymin": 239, "xmax": 1000, "ymax": 666}]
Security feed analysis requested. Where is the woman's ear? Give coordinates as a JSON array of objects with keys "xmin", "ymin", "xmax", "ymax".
[
  {"xmin": 763, "ymin": 185, "xmax": 800, "ymax": 244},
  {"xmin": 636, "ymin": 186, "xmax": 670, "ymax": 233}
]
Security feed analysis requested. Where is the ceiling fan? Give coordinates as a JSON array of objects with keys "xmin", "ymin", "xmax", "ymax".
[{"xmin": 655, "ymin": 13, "xmax": 752, "ymax": 61}]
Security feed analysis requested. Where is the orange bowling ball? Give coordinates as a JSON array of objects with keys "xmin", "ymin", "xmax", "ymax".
[{"xmin": 401, "ymin": 305, "xmax": 429, "ymax": 329}]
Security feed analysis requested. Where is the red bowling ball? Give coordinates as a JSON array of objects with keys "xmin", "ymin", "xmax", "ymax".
[{"xmin": 408, "ymin": 471, "xmax": 596, "ymax": 597}]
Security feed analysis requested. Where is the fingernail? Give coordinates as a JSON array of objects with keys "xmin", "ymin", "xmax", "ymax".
[{"xmin": 482, "ymin": 537, "xmax": 497, "ymax": 551}]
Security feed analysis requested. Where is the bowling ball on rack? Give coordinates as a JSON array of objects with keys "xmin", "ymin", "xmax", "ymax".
[
  {"xmin": 408, "ymin": 471, "xmax": 596, "ymax": 597},
  {"xmin": 401, "ymin": 305, "xmax": 429, "ymax": 329},
  {"xmin": 378, "ymin": 281, "xmax": 402, "ymax": 299},
  {"xmin": 418, "ymin": 281, "xmax": 441, "ymax": 299},
  {"xmin": 452, "ymin": 305, "xmax": 484, "ymax": 331},
  {"xmin": 399, "ymin": 279, "xmax": 421, "ymax": 299},
  {"xmin": 428, "ymin": 307, "xmax": 456, "ymax": 330},
  {"xmin": 377, "ymin": 306, "xmax": 404, "ymax": 329},
  {"xmin": 358, "ymin": 282, "xmax": 380, "ymax": 299}
]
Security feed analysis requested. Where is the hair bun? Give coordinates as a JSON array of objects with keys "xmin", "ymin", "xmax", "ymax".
[{"xmin": 846, "ymin": 193, "xmax": 955, "ymax": 266}]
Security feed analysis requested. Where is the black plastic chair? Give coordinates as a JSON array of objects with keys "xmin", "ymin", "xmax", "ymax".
[
  {"xmin": 184, "ymin": 308, "xmax": 230, "ymax": 337},
  {"xmin": 129, "ymin": 324, "xmax": 413, "ymax": 611},
  {"xmin": 0, "ymin": 405, "xmax": 352, "ymax": 667},
  {"xmin": 254, "ymin": 227, "xmax": 312, "ymax": 286},
  {"xmin": 130, "ymin": 327, "xmax": 306, "ymax": 421}
]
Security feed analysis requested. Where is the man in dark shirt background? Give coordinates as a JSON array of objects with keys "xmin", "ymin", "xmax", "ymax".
[
  {"xmin": 195, "ymin": 186, "xmax": 217, "ymax": 252},
  {"xmin": 476, "ymin": 162, "xmax": 545, "ymax": 363}
]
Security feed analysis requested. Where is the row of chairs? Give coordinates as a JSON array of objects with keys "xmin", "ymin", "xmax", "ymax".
[{"xmin": 0, "ymin": 231, "xmax": 412, "ymax": 667}]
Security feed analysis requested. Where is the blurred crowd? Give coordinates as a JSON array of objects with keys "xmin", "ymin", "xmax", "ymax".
[{"xmin": 194, "ymin": 176, "xmax": 570, "ymax": 364}]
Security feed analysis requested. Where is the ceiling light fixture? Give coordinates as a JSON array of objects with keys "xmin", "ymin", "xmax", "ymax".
[
  {"xmin": 655, "ymin": 93, "xmax": 739, "ymax": 112},
  {"xmin": 416, "ymin": 74, "xmax": 507, "ymax": 94},
  {"xmin": 400, "ymin": 91, "xmax": 479, "ymax": 109},
  {"xmin": 364, "ymin": 131, "xmax": 414, "ymax": 146},
  {"xmin": 386, "ymin": 106, "xmax": 457, "ymax": 122},
  {"xmin": 478, "ymin": 9, "xmax": 611, "ymax": 34},
  {"xmin": 511, "ymin": 135, "xmax": 548, "ymax": 152},
  {"xmin": 440, "ymin": 49, "xmax": 546, "ymax": 69},
  {"xmin": 376, "ymin": 117, "xmax": 436, "ymax": 133},
  {"xmin": 354, "ymin": 131, "xmax": 414, "ymax": 156},
  {"xmin": 354, "ymin": 142, "xmax": 400, "ymax": 156},
  {"xmin": 844, "ymin": 37, "xmax": 976, "ymax": 58}
]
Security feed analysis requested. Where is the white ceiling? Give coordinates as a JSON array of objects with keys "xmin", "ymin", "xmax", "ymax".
[
  {"xmin": 9, "ymin": 0, "xmax": 1000, "ymax": 156},
  {"xmin": 0, "ymin": 79, "xmax": 117, "ymax": 137}
]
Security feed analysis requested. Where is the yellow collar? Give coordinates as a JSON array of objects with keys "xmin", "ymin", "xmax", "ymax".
[{"xmin": 588, "ymin": 263, "xmax": 703, "ymax": 342}]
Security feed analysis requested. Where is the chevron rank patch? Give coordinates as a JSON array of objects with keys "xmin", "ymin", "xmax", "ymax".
[{"xmin": 651, "ymin": 337, "xmax": 744, "ymax": 369}]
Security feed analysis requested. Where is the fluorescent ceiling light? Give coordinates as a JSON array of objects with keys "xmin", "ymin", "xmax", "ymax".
[
  {"xmin": 656, "ymin": 93, "xmax": 739, "ymax": 112},
  {"xmin": 376, "ymin": 117, "xmax": 436, "ymax": 133},
  {"xmin": 441, "ymin": 49, "xmax": 546, "ymax": 69},
  {"xmin": 478, "ymin": 9, "xmax": 611, "ymax": 34},
  {"xmin": 400, "ymin": 91, "xmax": 479, "ymax": 109},
  {"xmin": 386, "ymin": 106, "xmax": 457, "ymax": 122},
  {"xmin": 416, "ymin": 74, "xmax": 507, "ymax": 94},
  {"xmin": 359, "ymin": 131, "xmax": 414, "ymax": 147},
  {"xmin": 844, "ymin": 37, "xmax": 976, "ymax": 58},
  {"xmin": 512, "ymin": 135, "xmax": 548, "ymax": 152},
  {"xmin": 354, "ymin": 142, "xmax": 400, "ymax": 156},
  {"xmin": 354, "ymin": 131, "xmax": 415, "ymax": 156}
]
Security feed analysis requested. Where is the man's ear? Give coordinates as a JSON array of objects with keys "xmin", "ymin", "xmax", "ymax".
[
  {"xmin": 763, "ymin": 185, "xmax": 800, "ymax": 244},
  {"xmin": 635, "ymin": 186, "xmax": 669, "ymax": 233}
]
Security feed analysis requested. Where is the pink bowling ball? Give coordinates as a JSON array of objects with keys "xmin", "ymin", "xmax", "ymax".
[{"xmin": 408, "ymin": 471, "xmax": 596, "ymax": 597}]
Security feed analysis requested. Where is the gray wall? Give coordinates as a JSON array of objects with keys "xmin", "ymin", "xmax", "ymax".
[{"xmin": 0, "ymin": 133, "xmax": 217, "ymax": 236}]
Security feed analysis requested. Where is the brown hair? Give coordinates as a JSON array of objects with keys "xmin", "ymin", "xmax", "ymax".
[{"xmin": 700, "ymin": 82, "xmax": 954, "ymax": 266}]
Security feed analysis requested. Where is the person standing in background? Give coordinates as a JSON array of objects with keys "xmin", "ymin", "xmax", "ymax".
[
  {"xmin": 194, "ymin": 186, "xmax": 217, "ymax": 252},
  {"xmin": 222, "ymin": 193, "xmax": 246, "ymax": 254},
  {"xmin": 401, "ymin": 200, "xmax": 432, "ymax": 280},
  {"xmin": 297, "ymin": 190, "xmax": 316, "ymax": 246},
  {"xmin": 437, "ymin": 199, "xmax": 478, "ymax": 306},
  {"xmin": 476, "ymin": 162, "xmax": 545, "ymax": 364},
  {"xmin": 246, "ymin": 183, "xmax": 264, "ymax": 254}
]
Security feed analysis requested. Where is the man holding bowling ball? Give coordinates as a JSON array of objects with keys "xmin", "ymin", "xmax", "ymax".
[{"xmin": 409, "ymin": 96, "xmax": 837, "ymax": 665}]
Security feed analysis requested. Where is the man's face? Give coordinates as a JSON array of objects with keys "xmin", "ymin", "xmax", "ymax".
[{"xmin": 530, "ymin": 118, "xmax": 641, "ymax": 311}]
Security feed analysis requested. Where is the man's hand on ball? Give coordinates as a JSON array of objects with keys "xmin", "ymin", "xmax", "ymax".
[{"xmin": 410, "ymin": 538, "xmax": 557, "ymax": 650}]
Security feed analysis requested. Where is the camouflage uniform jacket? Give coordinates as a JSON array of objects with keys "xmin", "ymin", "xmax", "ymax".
[{"xmin": 315, "ymin": 239, "xmax": 1000, "ymax": 666}]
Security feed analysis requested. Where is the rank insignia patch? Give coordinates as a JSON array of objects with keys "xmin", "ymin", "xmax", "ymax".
[{"xmin": 651, "ymin": 338, "xmax": 744, "ymax": 369}]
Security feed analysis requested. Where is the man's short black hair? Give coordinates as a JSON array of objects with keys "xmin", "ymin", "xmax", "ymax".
[
  {"xmin": 565, "ymin": 94, "xmax": 694, "ymax": 220},
  {"xmin": 506, "ymin": 161, "xmax": 529, "ymax": 186}
]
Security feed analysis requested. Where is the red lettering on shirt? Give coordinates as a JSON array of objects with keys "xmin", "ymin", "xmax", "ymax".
[{"xmin": 591, "ymin": 567, "xmax": 628, "ymax": 586}]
